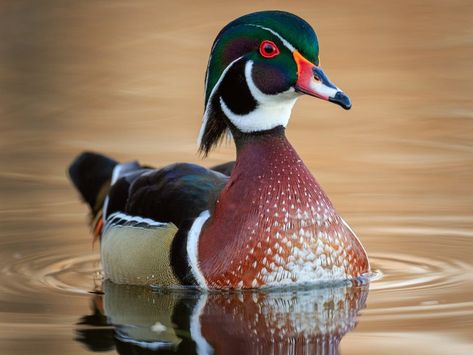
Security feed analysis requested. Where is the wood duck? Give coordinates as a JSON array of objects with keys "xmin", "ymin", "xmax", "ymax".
[{"xmin": 69, "ymin": 10, "xmax": 369, "ymax": 289}]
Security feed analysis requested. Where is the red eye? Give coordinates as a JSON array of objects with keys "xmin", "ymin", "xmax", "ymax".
[{"xmin": 259, "ymin": 40, "xmax": 280, "ymax": 58}]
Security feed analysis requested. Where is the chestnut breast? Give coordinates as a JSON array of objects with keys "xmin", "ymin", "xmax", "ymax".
[{"xmin": 199, "ymin": 135, "xmax": 369, "ymax": 288}]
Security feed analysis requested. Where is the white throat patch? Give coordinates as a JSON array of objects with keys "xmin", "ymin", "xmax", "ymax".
[{"xmin": 220, "ymin": 60, "xmax": 299, "ymax": 133}]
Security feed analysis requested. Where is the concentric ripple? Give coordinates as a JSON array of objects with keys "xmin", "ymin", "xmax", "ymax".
[
  {"xmin": 0, "ymin": 245, "xmax": 101, "ymax": 298},
  {"xmin": 39, "ymin": 253, "xmax": 102, "ymax": 295},
  {"xmin": 355, "ymin": 216, "xmax": 473, "ymax": 323}
]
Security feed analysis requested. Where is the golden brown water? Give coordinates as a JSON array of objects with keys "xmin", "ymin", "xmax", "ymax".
[{"xmin": 1, "ymin": 1, "xmax": 472, "ymax": 354}]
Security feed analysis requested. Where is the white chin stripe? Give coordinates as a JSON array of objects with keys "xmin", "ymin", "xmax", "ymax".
[{"xmin": 220, "ymin": 60, "xmax": 298, "ymax": 133}]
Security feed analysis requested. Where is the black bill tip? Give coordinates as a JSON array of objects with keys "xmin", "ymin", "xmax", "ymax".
[{"xmin": 329, "ymin": 91, "xmax": 352, "ymax": 110}]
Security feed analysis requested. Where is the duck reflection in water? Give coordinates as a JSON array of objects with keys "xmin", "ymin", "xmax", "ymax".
[{"xmin": 76, "ymin": 280, "xmax": 368, "ymax": 355}]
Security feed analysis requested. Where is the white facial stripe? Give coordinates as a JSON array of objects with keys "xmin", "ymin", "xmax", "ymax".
[
  {"xmin": 200, "ymin": 24, "xmax": 298, "ymax": 141},
  {"xmin": 206, "ymin": 22, "xmax": 294, "ymax": 87},
  {"xmin": 246, "ymin": 24, "xmax": 296, "ymax": 52},
  {"xmin": 245, "ymin": 60, "xmax": 293, "ymax": 103},
  {"xmin": 204, "ymin": 22, "xmax": 295, "ymax": 106},
  {"xmin": 219, "ymin": 60, "xmax": 298, "ymax": 133},
  {"xmin": 198, "ymin": 56, "xmax": 244, "ymax": 146}
]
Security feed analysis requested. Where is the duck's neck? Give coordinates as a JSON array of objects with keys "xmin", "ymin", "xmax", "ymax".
[
  {"xmin": 228, "ymin": 126, "xmax": 327, "ymax": 208},
  {"xmin": 233, "ymin": 125, "xmax": 288, "ymax": 157}
]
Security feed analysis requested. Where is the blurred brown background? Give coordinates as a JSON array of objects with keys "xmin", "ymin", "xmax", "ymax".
[
  {"xmin": 0, "ymin": 1, "xmax": 472, "ymax": 354},
  {"xmin": 1, "ymin": 0, "xmax": 472, "ymax": 216}
]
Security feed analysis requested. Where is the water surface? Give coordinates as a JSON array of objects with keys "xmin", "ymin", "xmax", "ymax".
[{"xmin": 1, "ymin": 1, "xmax": 472, "ymax": 354}]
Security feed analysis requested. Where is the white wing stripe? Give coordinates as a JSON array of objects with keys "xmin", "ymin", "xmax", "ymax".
[{"xmin": 103, "ymin": 212, "xmax": 168, "ymax": 234}]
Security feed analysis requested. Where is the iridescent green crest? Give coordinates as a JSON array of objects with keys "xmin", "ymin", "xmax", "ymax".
[{"xmin": 204, "ymin": 10, "xmax": 320, "ymax": 105}]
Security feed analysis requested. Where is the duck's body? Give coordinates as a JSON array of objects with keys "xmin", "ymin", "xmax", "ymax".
[{"xmin": 69, "ymin": 10, "xmax": 369, "ymax": 289}]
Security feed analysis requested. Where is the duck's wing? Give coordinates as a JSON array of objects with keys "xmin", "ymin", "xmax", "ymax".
[
  {"xmin": 105, "ymin": 162, "xmax": 228, "ymax": 227},
  {"xmin": 102, "ymin": 162, "xmax": 228, "ymax": 286},
  {"xmin": 69, "ymin": 152, "xmax": 230, "ymax": 286},
  {"xmin": 210, "ymin": 161, "xmax": 235, "ymax": 176}
]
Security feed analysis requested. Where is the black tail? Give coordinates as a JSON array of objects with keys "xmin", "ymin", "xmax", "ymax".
[{"xmin": 68, "ymin": 152, "xmax": 118, "ymax": 213}]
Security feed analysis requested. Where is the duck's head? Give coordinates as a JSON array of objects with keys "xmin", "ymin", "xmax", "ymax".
[{"xmin": 198, "ymin": 10, "xmax": 351, "ymax": 155}]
